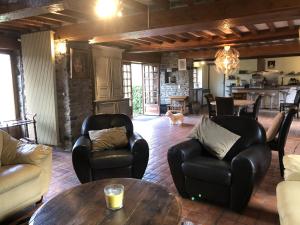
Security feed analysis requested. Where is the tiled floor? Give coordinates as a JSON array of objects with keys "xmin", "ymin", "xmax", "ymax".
[{"xmin": 5, "ymin": 110, "xmax": 300, "ymax": 225}]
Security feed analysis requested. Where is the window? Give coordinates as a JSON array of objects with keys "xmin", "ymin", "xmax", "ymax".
[
  {"xmin": 193, "ymin": 67, "xmax": 203, "ymax": 88},
  {"xmin": 0, "ymin": 53, "xmax": 16, "ymax": 121},
  {"xmin": 122, "ymin": 63, "xmax": 132, "ymax": 106}
]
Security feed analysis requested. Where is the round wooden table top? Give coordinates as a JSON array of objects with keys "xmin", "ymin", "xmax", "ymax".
[
  {"xmin": 29, "ymin": 178, "xmax": 182, "ymax": 225},
  {"xmin": 211, "ymin": 99, "xmax": 255, "ymax": 107}
]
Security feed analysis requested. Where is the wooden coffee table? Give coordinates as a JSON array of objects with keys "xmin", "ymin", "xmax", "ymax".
[{"xmin": 29, "ymin": 178, "xmax": 182, "ymax": 225}]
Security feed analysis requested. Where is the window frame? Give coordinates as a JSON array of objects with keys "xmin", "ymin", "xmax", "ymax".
[
  {"xmin": 193, "ymin": 67, "xmax": 203, "ymax": 89},
  {"xmin": 122, "ymin": 62, "xmax": 133, "ymax": 107}
]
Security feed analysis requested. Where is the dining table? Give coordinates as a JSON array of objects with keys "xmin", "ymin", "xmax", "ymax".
[
  {"xmin": 210, "ymin": 99, "xmax": 255, "ymax": 116},
  {"xmin": 210, "ymin": 99, "xmax": 255, "ymax": 107}
]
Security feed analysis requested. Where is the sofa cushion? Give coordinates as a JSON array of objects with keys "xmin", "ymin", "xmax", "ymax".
[
  {"xmin": 0, "ymin": 130, "xmax": 19, "ymax": 166},
  {"xmin": 0, "ymin": 164, "xmax": 41, "ymax": 194},
  {"xmin": 182, "ymin": 157, "xmax": 231, "ymax": 186},
  {"xmin": 266, "ymin": 112, "xmax": 285, "ymax": 142},
  {"xmin": 277, "ymin": 181, "xmax": 300, "ymax": 225},
  {"xmin": 188, "ymin": 117, "xmax": 240, "ymax": 160},
  {"xmin": 89, "ymin": 149, "xmax": 133, "ymax": 170},
  {"xmin": 89, "ymin": 126, "xmax": 128, "ymax": 151}
]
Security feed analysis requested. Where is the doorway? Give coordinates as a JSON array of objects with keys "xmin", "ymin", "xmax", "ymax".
[{"xmin": 123, "ymin": 63, "xmax": 160, "ymax": 117}]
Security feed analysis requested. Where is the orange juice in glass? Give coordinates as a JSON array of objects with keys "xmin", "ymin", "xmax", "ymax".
[{"xmin": 104, "ymin": 184, "xmax": 124, "ymax": 210}]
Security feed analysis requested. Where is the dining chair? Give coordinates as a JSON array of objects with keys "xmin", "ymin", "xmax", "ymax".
[
  {"xmin": 239, "ymin": 95, "xmax": 262, "ymax": 120},
  {"xmin": 215, "ymin": 97, "xmax": 234, "ymax": 116},
  {"xmin": 204, "ymin": 94, "xmax": 216, "ymax": 118},
  {"xmin": 280, "ymin": 90, "xmax": 300, "ymax": 118},
  {"xmin": 268, "ymin": 109, "xmax": 297, "ymax": 177}
]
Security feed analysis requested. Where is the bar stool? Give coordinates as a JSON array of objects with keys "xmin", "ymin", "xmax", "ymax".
[
  {"xmin": 265, "ymin": 92, "xmax": 276, "ymax": 110},
  {"xmin": 279, "ymin": 90, "xmax": 289, "ymax": 104},
  {"xmin": 248, "ymin": 92, "xmax": 256, "ymax": 101},
  {"xmin": 260, "ymin": 92, "xmax": 265, "ymax": 108}
]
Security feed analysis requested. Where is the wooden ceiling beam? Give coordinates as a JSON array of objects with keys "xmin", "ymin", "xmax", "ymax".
[
  {"xmin": 152, "ymin": 35, "xmax": 175, "ymax": 43},
  {"xmin": 211, "ymin": 29, "xmax": 227, "ymax": 39},
  {"xmin": 152, "ymin": 0, "xmax": 170, "ymax": 10},
  {"xmin": 0, "ymin": 36, "xmax": 19, "ymax": 50},
  {"xmin": 120, "ymin": 40, "xmax": 140, "ymax": 46},
  {"xmin": 288, "ymin": 20, "xmax": 295, "ymax": 29},
  {"xmin": 166, "ymin": 34, "xmax": 188, "ymax": 42},
  {"xmin": 39, "ymin": 13, "xmax": 77, "ymax": 23},
  {"xmin": 0, "ymin": 0, "xmax": 96, "ymax": 23},
  {"xmin": 62, "ymin": 0, "xmax": 300, "ymax": 42},
  {"xmin": 178, "ymin": 41, "xmax": 300, "ymax": 59},
  {"xmin": 266, "ymin": 22, "xmax": 276, "ymax": 32},
  {"xmin": 229, "ymin": 27, "xmax": 242, "ymax": 38},
  {"xmin": 129, "ymin": 39, "xmax": 151, "ymax": 45},
  {"xmin": 187, "ymin": 32, "xmax": 202, "ymax": 38},
  {"xmin": 140, "ymin": 37, "xmax": 163, "ymax": 44},
  {"xmin": 0, "ymin": 1, "xmax": 65, "ymax": 23},
  {"xmin": 123, "ymin": 0, "xmax": 148, "ymax": 12},
  {"xmin": 245, "ymin": 24, "xmax": 258, "ymax": 35},
  {"xmin": 128, "ymin": 27, "xmax": 299, "ymax": 52},
  {"xmin": 184, "ymin": 0, "xmax": 194, "ymax": 7},
  {"xmin": 30, "ymin": 16, "xmax": 62, "ymax": 26},
  {"xmin": 195, "ymin": 31, "xmax": 213, "ymax": 40}
]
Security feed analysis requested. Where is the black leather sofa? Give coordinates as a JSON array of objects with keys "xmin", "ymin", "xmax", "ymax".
[
  {"xmin": 168, "ymin": 116, "xmax": 271, "ymax": 212},
  {"xmin": 72, "ymin": 114, "xmax": 149, "ymax": 183}
]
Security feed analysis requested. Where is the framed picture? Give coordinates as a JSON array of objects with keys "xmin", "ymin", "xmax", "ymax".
[
  {"xmin": 70, "ymin": 48, "xmax": 88, "ymax": 79},
  {"xmin": 178, "ymin": 59, "xmax": 187, "ymax": 71},
  {"xmin": 267, "ymin": 60, "xmax": 276, "ymax": 69}
]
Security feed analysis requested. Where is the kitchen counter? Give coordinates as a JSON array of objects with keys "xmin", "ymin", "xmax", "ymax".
[
  {"xmin": 231, "ymin": 85, "xmax": 300, "ymax": 91},
  {"xmin": 231, "ymin": 85, "xmax": 300, "ymax": 109}
]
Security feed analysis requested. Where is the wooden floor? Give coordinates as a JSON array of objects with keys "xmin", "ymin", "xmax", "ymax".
[{"xmin": 4, "ymin": 110, "xmax": 300, "ymax": 225}]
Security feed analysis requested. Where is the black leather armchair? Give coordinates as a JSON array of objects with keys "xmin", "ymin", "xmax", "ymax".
[
  {"xmin": 72, "ymin": 114, "xmax": 149, "ymax": 183},
  {"xmin": 168, "ymin": 116, "xmax": 271, "ymax": 212}
]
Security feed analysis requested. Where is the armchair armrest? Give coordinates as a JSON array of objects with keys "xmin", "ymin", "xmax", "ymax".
[
  {"xmin": 230, "ymin": 144, "xmax": 271, "ymax": 212},
  {"xmin": 283, "ymin": 155, "xmax": 300, "ymax": 180},
  {"xmin": 15, "ymin": 143, "xmax": 52, "ymax": 166},
  {"xmin": 129, "ymin": 132, "xmax": 149, "ymax": 179},
  {"xmin": 72, "ymin": 136, "xmax": 92, "ymax": 183},
  {"xmin": 168, "ymin": 139, "xmax": 204, "ymax": 197}
]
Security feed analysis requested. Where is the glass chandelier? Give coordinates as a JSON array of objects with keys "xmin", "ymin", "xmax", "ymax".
[{"xmin": 215, "ymin": 46, "xmax": 240, "ymax": 76}]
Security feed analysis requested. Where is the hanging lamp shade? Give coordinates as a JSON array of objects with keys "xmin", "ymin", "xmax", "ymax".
[{"xmin": 215, "ymin": 46, "xmax": 240, "ymax": 76}]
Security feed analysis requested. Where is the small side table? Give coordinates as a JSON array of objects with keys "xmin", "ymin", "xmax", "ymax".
[{"xmin": 167, "ymin": 96, "xmax": 189, "ymax": 114}]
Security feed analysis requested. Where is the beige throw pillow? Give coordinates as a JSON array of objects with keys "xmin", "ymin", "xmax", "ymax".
[
  {"xmin": 188, "ymin": 116, "xmax": 240, "ymax": 160},
  {"xmin": 266, "ymin": 112, "xmax": 285, "ymax": 142},
  {"xmin": 89, "ymin": 126, "xmax": 128, "ymax": 151}
]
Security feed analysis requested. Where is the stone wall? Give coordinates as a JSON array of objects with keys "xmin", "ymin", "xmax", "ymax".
[
  {"xmin": 160, "ymin": 52, "xmax": 193, "ymax": 105},
  {"xmin": 55, "ymin": 42, "xmax": 93, "ymax": 150},
  {"xmin": 13, "ymin": 50, "xmax": 26, "ymax": 120}
]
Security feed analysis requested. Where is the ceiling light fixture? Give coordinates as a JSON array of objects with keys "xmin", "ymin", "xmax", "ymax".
[
  {"xmin": 95, "ymin": 0, "xmax": 123, "ymax": 19},
  {"xmin": 215, "ymin": 45, "xmax": 240, "ymax": 76}
]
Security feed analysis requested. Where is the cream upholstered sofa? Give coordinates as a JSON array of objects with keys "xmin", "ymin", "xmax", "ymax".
[
  {"xmin": 277, "ymin": 155, "xmax": 300, "ymax": 225},
  {"xmin": 0, "ymin": 130, "xmax": 52, "ymax": 221}
]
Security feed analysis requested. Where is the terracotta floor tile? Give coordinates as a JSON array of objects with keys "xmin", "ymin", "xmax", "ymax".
[{"xmin": 4, "ymin": 109, "xmax": 300, "ymax": 224}]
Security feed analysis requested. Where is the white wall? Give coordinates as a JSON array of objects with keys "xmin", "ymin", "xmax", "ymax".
[
  {"xmin": 209, "ymin": 65, "xmax": 224, "ymax": 97},
  {"xmin": 202, "ymin": 64, "xmax": 209, "ymax": 89},
  {"xmin": 265, "ymin": 56, "xmax": 300, "ymax": 85},
  {"xmin": 21, "ymin": 31, "xmax": 59, "ymax": 145}
]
